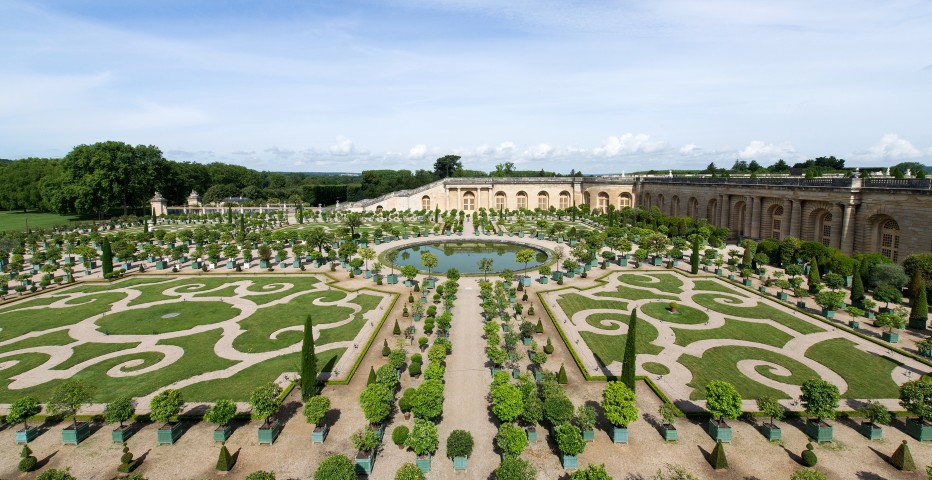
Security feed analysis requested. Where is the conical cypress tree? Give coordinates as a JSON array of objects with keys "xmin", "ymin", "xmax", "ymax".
[
  {"xmin": 367, "ymin": 366, "xmax": 376, "ymax": 385},
  {"xmin": 557, "ymin": 363, "xmax": 568, "ymax": 384},
  {"xmin": 909, "ymin": 279, "xmax": 928, "ymax": 329},
  {"xmin": 393, "ymin": 320, "xmax": 401, "ymax": 336},
  {"xmin": 850, "ymin": 262, "xmax": 866, "ymax": 306},
  {"xmin": 621, "ymin": 309, "xmax": 638, "ymax": 390},
  {"xmin": 891, "ymin": 440, "xmax": 916, "ymax": 471},
  {"xmin": 301, "ymin": 315, "xmax": 317, "ymax": 401},
  {"xmin": 691, "ymin": 236, "xmax": 700, "ymax": 274},
  {"xmin": 710, "ymin": 439, "xmax": 728, "ymax": 469},
  {"xmin": 909, "ymin": 270, "xmax": 924, "ymax": 301},
  {"xmin": 101, "ymin": 236, "xmax": 113, "ymax": 277},
  {"xmin": 808, "ymin": 258, "xmax": 821, "ymax": 292},
  {"xmin": 216, "ymin": 443, "xmax": 234, "ymax": 471}
]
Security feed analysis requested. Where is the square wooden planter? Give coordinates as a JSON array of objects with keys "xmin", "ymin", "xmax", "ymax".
[
  {"xmin": 582, "ymin": 428, "xmax": 595, "ymax": 442},
  {"xmin": 112, "ymin": 425, "xmax": 135, "ymax": 443},
  {"xmin": 526, "ymin": 426, "xmax": 538, "ymax": 441},
  {"xmin": 453, "ymin": 455, "xmax": 468, "ymax": 471},
  {"xmin": 561, "ymin": 454, "xmax": 579, "ymax": 469},
  {"xmin": 416, "ymin": 454, "xmax": 432, "ymax": 473},
  {"xmin": 213, "ymin": 424, "xmax": 232, "ymax": 443},
  {"xmin": 859, "ymin": 422, "xmax": 883, "ymax": 440},
  {"xmin": 611, "ymin": 426, "xmax": 629, "ymax": 444},
  {"xmin": 804, "ymin": 419, "xmax": 833, "ymax": 443},
  {"xmin": 16, "ymin": 426, "xmax": 40, "ymax": 444},
  {"xmin": 905, "ymin": 418, "xmax": 932, "ymax": 441},
  {"xmin": 258, "ymin": 421, "xmax": 282, "ymax": 445},
  {"xmin": 157, "ymin": 422, "xmax": 183, "ymax": 445},
  {"xmin": 777, "ymin": 292, "xmax": 789, "ymax": 300},
  {"xmin": 708, "ymin": 419, "xmax": 732, "ymax": 443},
  {"xmin": 355, "ymin": 450, "xmax": 375, "ymax": 475},
  {"xmin": 661, "ymin": 424, "xmax": 678, "ymax": 441},
  {"xmin": 62, "ymin": 422, "xmax": 91, "ymax": 446},
  {"xmin": 882, "ymin": 332, "xmax": 899, "ymax": 343},
  {"xmin": 311, "ymin": 424, "xmax": 329, "ymax": 444},
  {"xmin": 760, "ymin": 423, "xmax": 781, "ymax": 441}
]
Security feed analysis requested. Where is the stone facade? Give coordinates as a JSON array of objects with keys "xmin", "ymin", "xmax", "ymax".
[{"xmin": 342, "ymin": 176, "xmax": 932, "ymax": 261}]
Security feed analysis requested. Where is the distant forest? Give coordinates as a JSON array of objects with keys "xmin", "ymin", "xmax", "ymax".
[{"xmin": 1, "ymin": 142, "xmax": 927, "ymax": 219}]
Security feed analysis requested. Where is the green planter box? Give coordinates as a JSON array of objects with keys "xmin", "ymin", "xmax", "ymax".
[
  {"xmin": 112, "ymin": 425, "xmax": 134, "ymax": 443},
  {"xmin": 312, "ymin": 425, "xmax": 329, "ymax": 444},
  {"xmin": 355, "ymin": 450, "xmax": 375, "ymax": 475},
  {"xmin": 259, "ymin": 260, "xmax": 269, "ymax": 268},
  {"xmin": 213, "ymin": 424, "xmax": 232, "ymax": 443},
  {"xmin": 522, "ymin": 337, "xmax": 532, "ymax": 346},
  {"xmin": 293, "ymin": 259, "xmax": 302, "ymax": 268},
  {"xmin": 866, "ymin": 311, "xmax": 875, "ymax": 319},
  {"xmin": 708, "ymin": 419, "xmax": 732, "ymax": 443},
  {"xmin": 611, "ymin": 426, "xmax": 629, "ymax": 444},
  {"xmin": 552, "ymin": 271, "xmax": 563, "ymax": 281},
  {"xmin": 453, "ymin": 455, "xmax": 468, "ymax": 471},
  {"xmin": 526, "ymin": 426, "xmax": 538, "ymax": 441},
  {"xmin": 714, "ymin": 268, "xmax": 723, "ymax": 275},
  {"xmin": 804, "ymin": 420, "xmax": 833, "ymax": 443},
  {"xmin": 387, "ymin": 274, "xmax": 398, "ymax": 284},
  {"xmin": 761, "ymin": 423, "xmax": 781, "ymax": 441},
  {"xmin": 157, "ymin": 422, "xmax": 183, "ymax": 445},
  {"xmin": 661, "ymin": 425, "xmax": 678, "ymax": 441},
  {"xmin": 156, "ymin": 260, "xmax": 169, "ymax": 270},
  {"xmin": 777, "ymin": 292, "xmax": 789, "ymax": 301},
  {"xmin": 62, "ymin": 422, "xmax": 91, "ymax": 445},
  {"xmin": 921, "ymin": 349, "xmax": 932, "ymax": 358},
  {"xmin": 823, "ymin": 309, "xmax": 835, "ymax": 319},
  {"xmin": 582, "ymin": 428, "xmax": 595, "ymax": 442},
  {"xmin": 16, "ymin": 426, "xmax": 40, "ymax": 444},
  {"xmin": 797, "ymin": 301, "xmax": 807, "ymax": 308},
  {"xmin": 859, "ymin": 422, "xmax": 883, "ymax": 440},
  {"xmin": 905, "ymin": 418, "xmax": 932, "ymax": 441},
  {"xmin": 618, "ymin": 258, "xmax": 628, "ymax": 266},
  {"xmin": 909, "ymin": 318, "xmax": 928, "ymax": 329},
  {"xmin": 758, "ymin": 286, "xmax": 767, "ymax": 293},
  {"xmin": 539, "ymin": 276, "xmax": 549, "ymax": 284},
  {"xmin": 849, "ymin": 320, "xmax": 860, "ymax": 328},
  {"xmin": 652, "ymin": 257, "xmax": 663, "ymax": 266},
  {"xmin": 561, "ymin": 454, "xmax": 578, "ymax": 469},
  {"xmin": 258, "ymin": 421, "xmax": 282, "ymax": 445},
  {"xmin": 416, "ymin": 454, "xmax": 432, "ymax": 473},
  {"xmin": 226, "ymin": 260, "xmax": 236, "ymax": 269},
  {"xmin": 882, "ymin": 331, "xmax": 899, "ymax": 343},
  {"xmin": 727, "ymin": 274, "xmax": 735, "ymax": 281}
]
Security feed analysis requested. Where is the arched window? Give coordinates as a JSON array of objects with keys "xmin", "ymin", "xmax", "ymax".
[
  {"xmin": 559, "ymin": 191, "xmax": 571, "ymax": 210},
  {"xmin": 597, "ymin": 192, "xmax": 609, "ymax": 212},
  {"xmin": 421, "ymin": 196, "xmax": 431, "ymax": 211},
  {"xmin": 537, "ymin": 191, "xmax": 549, "ymax": 210},
  {"xmin": 881, "ymin": 219, "xmax": 901, "ymax": 262},
  {"xmin": 687, "ymin": 198, "xmax": 699, "ymax": 219},
  {"xmin": 670, "ymin": 196, "xmax": 680, "ymax": 216},
  {"xmin": 462, "ymin": 191, "xmax": 476, "ymax": 211},
  {"xmin": 820, "ymin": 213, "xmax": 833, "ymax": 246},
  {"xmin": 771, "ymin": 206, "xmax": 784, "ymax": 240},
  {"xmin": 618, "ymin": 193, "xmax": 632, "ymax": 208},
  {"xmin": 495, "ymin": 192, "xmax": 506, "ymax": 211},
  {"xmin": 516, "ymin": 191, "xmax": 528, "ymax": 210}
]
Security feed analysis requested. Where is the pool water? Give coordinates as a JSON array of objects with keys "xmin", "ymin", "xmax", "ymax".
[{"xmin": 389, "ymin": 241, "xmax": 549, "ymax": 274}]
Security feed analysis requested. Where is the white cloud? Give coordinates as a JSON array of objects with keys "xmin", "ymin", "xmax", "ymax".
[
  {"xmin": 496, "ymin": 142, "xmax": 517, "ymax": 155},
  {"xmin": 408, "ymin": 144, "xmax": 427, "ymax": 159},
  {"xmin": 329, "ymin": 136, "xmax": 355, "ymax": 155},
  {"xmin": 737, "ymin": 140, "xmax": 797, "ymax": 160},
  {"xmin": 594, "ymin": 133, "xmax": 666, "ymax": 157},
  {"xmin": 679, "ymin": 144, "xmax": 700, "ymax": 155},
  {"xmin": 522, "ymin": 143, "xmax": 553, "ymax": 160},
  {"xmin": 869, "ymin": 134, "xmax": 923, "ymax": 160}
]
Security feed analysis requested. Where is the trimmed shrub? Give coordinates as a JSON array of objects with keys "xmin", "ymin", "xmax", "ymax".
[
  {"xmin": 392, "ymin": 425, "xmax": 410, "ymax": 446},
  {"xmin": 314, "ymin": 455, "xmax": 356, "ymax": 479},
  {"xmin": 216, "ymin": 444, "xmax": 234, "ymax": 472},
  {"xmin": 382, "ymin": 339, "xmax": 391, "ymax": 356},
  {"xmin": 245, "ymin": 471, "xmax": 276, "ymax": 480},
  {"xmin": 18, "ymin": 445, "xmax": 37, "ymax": 472},
  {"xmin": 395, "ymin": 463, "xmax": 426, "ymax": 480},
  {"xmin": 544, "ymin": 338, "xmax": 554, "ymax": 354},
  {"xmin": 557, "ymin": 363, "xmax": 568, "ymax": 384},
  {"xmin": 408, "ymin": 362, "xmax": 422, "ymax": 377},
  {"xmin": 891, "ymin": 440, "xmax": 916, "ymax": 471},
  {"xmin": 801, "ymin": 443, "xmax": 818, "ymax": 467},
  {"xmin": 709, "ymin": 440, "xmax": 728, "ymax": 469}
]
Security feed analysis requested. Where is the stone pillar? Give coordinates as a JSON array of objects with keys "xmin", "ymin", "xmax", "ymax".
[
  {"xmin": 790, "ymin": 199, "xmax": 802, "ymax": 239},
  {"xmin": 830, "ymin": 204, "xmax": 844, "ymax": 249},
  {"xmin": 719, "ymin": 194, "xmax": 730, "ymax": 228},
  {"xmin": 780, "ymin": 199, "xmax": 792, "ymax": 239},
  {"xmin": 743, "ymin": 196, "xmax": 753, "ymax": 238},
  {"xmin": 840, "ymin": 203, "xmax": 856, "ymax": 255},
  {"xmin": 750, "ymin": 197, "xmax": 761, "ymax": 238}
]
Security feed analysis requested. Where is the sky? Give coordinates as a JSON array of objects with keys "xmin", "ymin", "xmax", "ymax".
[{"xmin": 1, "ymin": 0, "xmax": 931, "ymax": 174}]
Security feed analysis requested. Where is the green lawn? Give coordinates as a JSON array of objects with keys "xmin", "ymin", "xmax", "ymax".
[
  {"xmin": 691, "ymin": 293, "xmax": 824, "ymax": 335},
  {"xmin": 0, "ymin": 292, "xmax": 126, "ymax": 341},
  {"xmin": 317, "ymin": 294, "xmax": 384, "ymax": 344},
  {"xmin": 0, "ymin": 210, "xmax": 89, "ymax": 233},
  {"xmin": 579, "ymin": 312, "xmax": 662, "ymax": 367},
  {"xmin": 618, "ymin": 273, "xmax": 683, "ymax": 294},
  {"xmin": 673, "ymin": 318, "xmax": 793, "ymax": 348},
  {"xmin": 640, "ymin": 301, "xmax": 709, "ymax": 325},
  {"xmin": 0, "ymin": 330, "xmax": 74, "ymax": 354},
  {"xmin": 805, "ymin": 338, "xmax": 900, "ymax": 398},
  {"xmin": 643, "ymin": 362, "xmax": 670, "ymax": 375},
  {"xmin": 692, "ymin": 280, "xmax": 735, "ymax": 293},
  {"xmin": 95, "ymin": 301, "xmax": 240, "ymax": 335},
  {"xmin": 681, "ymin": 346, "xmax": 821, "ymax": 400},
  {"xmin": 594, "ymin": 285, "xmax": 677, "ymax": 301},
  {"xmin": 52, "ymin": 342, "xmax": 141, "ymax": 370},
  {"xmin": 556, "ymin": 293, "xmax": 627, "ymax": 319},
  {"xmin": 234, "ymin": 290, "xmax": 354, "ymax": 353}
]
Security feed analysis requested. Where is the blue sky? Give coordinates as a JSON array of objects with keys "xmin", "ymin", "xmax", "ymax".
[{"xmin": 2, "ymin": 0, "xmax": 930, "ymax": 173}]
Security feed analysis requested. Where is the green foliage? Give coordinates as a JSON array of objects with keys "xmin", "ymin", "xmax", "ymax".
[
  {"xmin": 557, "ymin": 363, "xmax": 568, "ymax": 384},
  {"xmin": 709, "ymin": 440, "xmax": 728, "ymax": 469},
  {"xmin": 870, "ymin": 263, "xmax": 909, "ymax": 290},
  {"xmin": 494, "ymin": 456, "xmax": 536, "ymax": 480},
  {"xmin": 366, "ymin": 366, "xmax": 376, "ymax": 385},
  {"xmin": 801, "ymin": 443, "xmax": 817, "ymax": 467},
  {"xmin": 376, "ymin": 363, "xmax": 400, "ymax": 391},
  {"xmin": 554, "ymin": 423, "xmax": 586, "ymax": 456},
  {"xmin": 19, "ymin": 455, "xmax": 38, "ymax": 473},
  {"xmin": 602, "ymin": 381, "xmax": 638, "ymax": 427},
  {"xmin": 104, "ymin": 396, "xmax": 136, "ymax": 427},
  {"xmin": 801, "ymin": 380, "xmax": 840, "ymax": 421},
  {"xmin": 351, "ymin": 428, "xmax": 379, "ymax": 451},
  {"xmin": 446, "ymin": 429, "xmax": 474, "ymax": 458},
  {"xmin": 405, "ymin": 418, "xmax": 439, "ymax": 455},
  {"xmin": 891, "ymin": 440, "xmax": 916, "ymax": 471},
  {"xmin": 35, "ymin": 468, "xmax": 77, "ymax": 480},
  {"xmin": 216, "ymin": 444, "xmax": 234, "ymax": 472},
  {"xmin": 652, "ymin": 464, "xmax": 699, "ymax": 480},
  {"xmin": 875, "ymin": 311, "xmax": 906, "ymax": 332},
  {"xmin": 808, "ymin": 258, "xmax": 821, "ymax": 291},
  {"xmin": 304, "ymin": 395, "xmax": 330, "ymax": 426},
  {"xmin": 491, "ymin": 383, "xmax": 525, "ymax": 423},
  {"xmin": 204, "ymin": 399, "xmax": 237, "ymax": 426},
  {"xmin": 756, "ymin": 397, "xmax": 784, "ymax": 425},
  {"xmin": 101, "ymin": 236, "xmax": 113, "ymax": 276},
  {"xmin": 359, "ymin": 383, "xmax": 393, "ymax": 424},
  {"xmin": 47, "ymin": 379, "xmax": 94, "ymax": 425},
  {"xmin": 496, "ymin": 423, "xmax": 528, "ymax": 457},
  {"xmin": 149, "ymin": 389, "xmax": 184, "ymax": 423},
  {"xmin": 790, "ymin": 469, "xmax": 828, "ymax": 480},
  {"xmin": 393, "ymin": 319, "xmax": 401, "ymax": 335},
  {"xmin": 576, "ymin": 405, "xmax": 597, "ymax": 430},
  {"xmin": 543, "ymin": 395, "xmax": 575, "ymax": 426},
  {"xmin": 899, "ymin": 380, "xmax": 932, "ymax": 420},
  {"xmin": 861, "ymin": 401, "xmax": 891, "ymax": 426},
  {"xmin": 851, "ymin": 264, "xmax": 866, "ymax": 304},
  {"xmin": 392, "ymin": 425, "xmax": 409, "ymax": 445},
  {"xmin": 910, "ymin": 279, "xmax": 928, "ymax": 324},
  {"xmin": 395, "ymin": 463, "xmax": 427, "ymax": 480},
  {"xmin": 249, "ymin": 382, "xmax": 283, "ymax": 423},
  {"xmin": 570, "ymin": 464, "xmax": 613, "ymax": 480},
  {"xmin": 874, "ymin": 285, "xmax": 903, "ymax": 306},
  {"xmin": 813, "ymin": 291, "xmax": 846, "ymax": 311},
  {"xmin": 544, "ymin": 337, "xmax": 554, "ymax": 354},
  {"xmin": 8, "ymin": 396, "xmax": 41, "ymax": 428},
  {"xmin": 245, "ymin": 472, "xmax": 276, "ymax": 480},
  {"xmin": 314, "ymin": 454, "xmax": 356, "ymax": 479},
  {"xmin": 411, "ymin": 379, "xmax": 444, "ymax": 420},
  {"xmin": 704, "ymin": 380, "xmax": 742, "ymax": 421},
  {"xmin": 621, "ymin": 309, "xmax": 638, "ymax": 389}
]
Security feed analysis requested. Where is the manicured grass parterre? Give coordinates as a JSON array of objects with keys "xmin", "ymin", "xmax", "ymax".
[
  {"xmin": 557, "ymin": 293, "xmax": 627, "ymax": 319},
  {"xmin": 0, "ymin": 210, "xmax": 89, "ymax": 232},
  {"xmin": 672, "ymin": 318, "xmax": 793, "ymax": 348},
  {"xmin": 805, "ymin": 338, "xmax": 900, "ymax": 399},
  {"xmin": 681, "ymin": 346, "xmax": 821, "ymax": 400},
  {"xmin": 640, "ymin": 301, "xmax": 708, "ymax": 325},
  {"xmin": 0, "ymin": 275, "xmax": 392, "ymax": 402},
  {"xmin": 691, "ymin": 292, "xmax": 824, "ymax": 335},
  {"xmin": 617, "ymin": 273, "xmax": 684, "ymax": 294}
]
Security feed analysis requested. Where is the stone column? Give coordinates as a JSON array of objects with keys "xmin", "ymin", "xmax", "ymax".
[
  {"xmin": 743, "ymin": 196, "xmax": 753, "ymax": 238},
  {"xmin": 840, "ymin": 204, "xmax": 856, "ymax": 254},
  {"xmin": 790, "ymin": 199, "xmax": 802, "ymax": 239},
  {"xmin": 750, "ymin": 197, "xmax": 761, "ymax": 238},
  {"xmin": 830, "ymin": 204, "xmax": 844, "ymax": 249},
  {"xmin": 780, "ymin": 199, "xmax": 792, "ymax": 239},
  {"xmin": 719, "ymin": 194, "xmax": 730, "ymax": 228}
]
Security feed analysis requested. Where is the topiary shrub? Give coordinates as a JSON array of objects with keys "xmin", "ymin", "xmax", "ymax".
[
  {"xmin": 117, "ymin": 443, "xmax": 137, "ymax": 473},
  {"xmin": 544, "ymin": 338, "xmax": 554, "ymax": 354},
  {"xmin": 408, "ymin": 362, "xmax": 422, "ymax": 377},
  {"xmin": 709, "ymin": 439, "xmax": 728, "ymax": 469},
  {"xmin": 393, "ymin": 320, "xmax": 401, "ymax": 335},
  {"xmin": 216, "ymin": 443, "xmax": 234, "ymax": 472},
  {"xmin": 891, "ymin": 440, "xmax": 916, "ymax": 471},
  {"xmin": 392, "ymin": 425, "xmax": 410, "ymax": 447},
  {"xmin": 382, "ymin": 339, "xmax": 390, "ymax": 357},
  {"xmin": 245, "ymin": 471, "xmax": 276, "ymax": 480},
  {"xmin": 557, "ymin": 363, "xmax": 568, "ymax": 384},
  {"xmin": 395, "ymin": 463, "xmax": 426, "ymax": 480},
  {"xmin": 314, "ymin": 454, "xmax": 356, "ymax": 479},
  {"xmin": 18, "ymin": 445, "xmax": 37, "ymax": 472},
  {"xmin": 801, "ymin": 443, "xmax": 818, "ymax": 467},
  {"xmin": 36, "ymin": 468, "xmax": 77, "ymax": 480}
]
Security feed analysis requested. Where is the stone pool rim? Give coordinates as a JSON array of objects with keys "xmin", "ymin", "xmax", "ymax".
[{"xmin": 380, "ymin": 238, "xmax": 555, "ymax": 276}]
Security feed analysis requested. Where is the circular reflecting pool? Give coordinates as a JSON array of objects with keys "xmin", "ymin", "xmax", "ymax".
[{"xmin": 388, "ymin": 241, "xmax": 549, "ymax": 274}]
